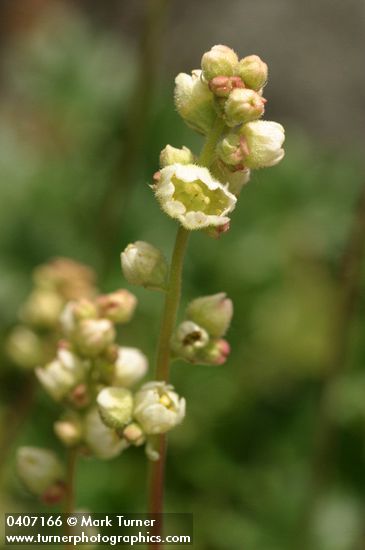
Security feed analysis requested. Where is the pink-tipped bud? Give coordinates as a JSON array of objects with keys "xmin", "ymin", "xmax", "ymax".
[
  {"xmin": 201, "ymin": 45, "xmax": 238, "ymax": 81},
  {"xmin": 217, "ymin": 133, "xmax": 250, "ymax": 166},
  {"xmin": 224, "ymin": 88, "xmax": 266, "ymax": 127},
  {"xmin": 197, "ymin": 338, "xmax": 231, "ymax": 366},
  {"xmin": 97, "ymin": 289, "xmax": 137, "ymax": 324},
  {"xmin": 41, "ymin": 481, "xmax": 67, "ymax": 506},
  {"xmin": 204, "ymin": 221, "xmax": 231, "ymax": 239},
  {"xmin": 123, "ymin": 423, "xmax": 145, "ymax": 446},
  {"xmin": 186, "ymin": 293, "xmax": 233, "ymax": 338},
  {"xmin": 237, "ymin": 55, "xmax": 268, "ymax": 91},
  {"xmin": 69, "ymin": 383, "xmax": 90, "ymax": 408},
  {"xmin": 74, "ymin": 318, "xmax": 116, "ymax": 358},
  {"xmin": 209, "ymin": 76, "xmax": 245, "ymax": 98}
]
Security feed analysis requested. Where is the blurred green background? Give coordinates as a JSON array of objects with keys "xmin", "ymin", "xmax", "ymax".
[{"xmin": 0, "ymin": 1, "xmax": 364, "ymax": 549}]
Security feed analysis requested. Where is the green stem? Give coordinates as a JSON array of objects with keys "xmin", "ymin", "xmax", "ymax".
[
  {"xmin": 155, "ymin": 226, "xmax": 190, "ymax": 381},
  {"xmin": 198, "ymin": 118, "xmax": 226, "ymax": 167},
  {"xmin": 147, "ymin": 117, "xmax": 225, "ymax": 549}
]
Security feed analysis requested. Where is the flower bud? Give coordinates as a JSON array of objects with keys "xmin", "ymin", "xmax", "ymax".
[
  {"xmin": 174, "ymin": 70, "xmax": 216, "ymax": 135},
  {"xmin": 96, "ymin": 290, "xmax": 137, "ymax": 324},
  {"xmin": 36, "ymin": 349, "xmax": 89, "ymax": 401},
  {"xmin": 74, "ymin": 318, "xmax": 116, "ymax": 357},
  {"xmin": 211, "ymin": 159, "xmax": 251, "ymax": 197},
  {"xmin": 208, "ymin": 76, "xmax": 245, "ymax": 98},
  {"xmin": 159, "ymin": 145, "xmax": 194, "ymax": 168},
  {"xmin": 41, "ymin": 482, "xmax": 67, "ymax": 505},
  {"xmin": 237, "ymin": 55, "xmax": 268, "ymax": 91},
  {"xmin": 20, "ymin": 289, "xmax": 64, "ymax": 329},
  {"xmin": 112, "ymin": 346, "xmax": 148, "ymax": 387},
  {"xmin": 204, "ymin": 221, "xmax": 231, "ymax": 240},
  {"xmin": 121, "ymin": 241, "xmax": 168, "ymax": 291},
  {"xmin": 217, "ymin": 133, "xmax": 249, "ymax": 166},
  {"xmin": 154, "ymin": 164, "xmax": 236, "ymax": 231},
  {"xmin": 54, "ymin": 415, "xmax": 82, "ymax": 447},
  {"xmin": 201, "ymin": 45, "xmax": 238, "ymax": 81},
  {"xmin": 171, "ymin": 321, "xmax": 209, "ymax": 362},
  {"xmin": 197, "ymin": 338, "xmax": 231, "ymax": 365},
  {"xmin": 69, "ymin": 383, "xmax": 91, "ymax": 408},
  {"xmin": 84, "ymin": 408, "xmax": 127, "ymax": 460},
  {"xmin": 239, "ymin": 120, "xmax": 285, "ymax": 169},
  {"xmin": 16, "ymin": 447, "xmax": 65, "ymax": 496},
  {"xmin": 224, "ymin": 88, "xmax": 266, "ymax": 127},
  {"xmin": 60, "ymin": 299, "xmax": 98, "ymax": 336},
  {"xmin": 186, "ymin": 293, "xmax": 233, "ymax": 338},
  {"xmin": 123, "ymin": 422, "xmax": 145, "ymax": 446},
  {"xmin": 33, "ymin": 257, "xmax": 97, "ymax": 301},
  {"xmin": 6, "ymin": 326, "xmax": 45, "ymax": 369},
  {"xmin": 97, "ymin": 387, "xmax": 133, "ymax": 429},
  {"xmin": 133, "ymin": 381, "xmax": 186, "ymax": 435}
]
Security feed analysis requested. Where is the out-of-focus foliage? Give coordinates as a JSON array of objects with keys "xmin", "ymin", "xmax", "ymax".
[{"xmin": 0, "ymin": 5, "xmax": 364, "ymax": 550}]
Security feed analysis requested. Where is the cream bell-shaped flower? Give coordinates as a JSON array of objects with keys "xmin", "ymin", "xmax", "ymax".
[
  {"xmin": 6, "ymin": 326, "xmax": 45, "ymax": 369},
  {"xmin": 16, "ymin": 447, "xmax": 65, "ymax": 496},
  {"xmin": 154, "ymin": 163, "xmax": 237, "ymax": 230},
  {"xmin": 97, "ymin": 387, "xmax": 134, "ymax": 429},
  {"xmin": 134, "ymin": 381, "xmax": 186, "ymax": 435},
  {"xmin": 239, "ymin": 120, "xmax": 285, "ymax": 169},
  {"xmin": 171, "ymin": 320, "xmax": 210, "ymax": 362},
  {"xmin": 121, "ymin": 241, "xmax": 168, "ymax": 291},
  {"xmin": 35, "ymin": 348, "xmax": 89, "ymax": 401},
  {"xmin": 174, "ymin": 70, "xmax": 216, "ymax": 135},
  {"xmin": 84, "ymin": 408, "xmax": 128, "ymax": 460},
  {"xmin": 74, "ymin": 318, "xmax": 116, "ymax": 358},
  {"xmin": 112, "ymin": 346, "xmax": 148, "ymax": 387},
  {"xmin": 20, "ymin": 289, "xmax": 64, "ymax": 329}
]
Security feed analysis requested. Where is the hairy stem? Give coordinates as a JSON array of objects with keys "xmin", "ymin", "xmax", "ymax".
[
  {"xmin": 147, "ymin": 117, "xmax": 225, "ymax": 549},
  {"xmin": 155, "ymin": 226, "xmax": 190, "ymax": 381}
]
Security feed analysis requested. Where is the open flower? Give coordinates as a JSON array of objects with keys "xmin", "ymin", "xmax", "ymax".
[
  {"xmin": 154, "ymin": 163, "xmax": 236, "ymax": 230},
  {"xmin": 133, "ymin": 381, "xmax": 186, "ymax": 434},
  {"xmin": 239, "ymin": 120, "xmax": 285, "ymax": 169}
]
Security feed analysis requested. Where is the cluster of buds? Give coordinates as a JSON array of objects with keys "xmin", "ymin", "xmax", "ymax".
[
  {"xmin": 6, "ymin": 258, "xmax": 97, "ymax": 370},
  {"xmin": 171, "ymin": 293, "xmax": 233, "ymax": 365},
  {"xmin": 16, "ymin": 45, "xmax": 285, "ymax": 503},
  {"xmin": 159, "ymin": 44, "xmax": 285, "ymax": 224},
  {"xmin": 16, "ymin": 278, "xmax": 187, "ymax": 501}
]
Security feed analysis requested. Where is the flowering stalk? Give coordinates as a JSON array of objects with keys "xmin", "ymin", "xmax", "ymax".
[
  {"xmin": 144, "ymin": 45, "xmax": 285, "ymax": 547},
  {"xmin": 148, "ymin": 119, "xmax": 229, "ymax": 544}
]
